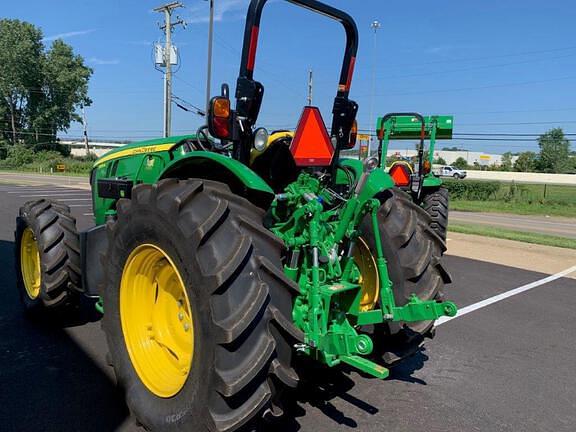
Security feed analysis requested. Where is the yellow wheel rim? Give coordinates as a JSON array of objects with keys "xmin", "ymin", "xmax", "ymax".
[
  {"xmin": 353, "ymin": 237, "xmax": 380, "ymax": 312},
  {"xmin": 20, "ymin": 227, "xmax": 41, "ymax": 300},
  {"xmin": 120, "ymin": 244, "xmax": 194, "ymax": 398}
]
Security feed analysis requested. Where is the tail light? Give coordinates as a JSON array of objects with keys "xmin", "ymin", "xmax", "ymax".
[
  {"xmin": 208, "ymin": 96, "xmax": 232, "ymax": 139},
  {"xmin": 423, "ymin": 159, "xmax": 431, "ymax": 174},
  {"xmin": 389, "ymin": 162, "xmax": 412, "ymax": 187},
  {"xmin": 349, "ymin": 120, "xmax": 358, "ymax": 148}
]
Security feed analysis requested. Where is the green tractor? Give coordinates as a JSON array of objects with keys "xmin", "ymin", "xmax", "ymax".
[
  {"xmin": 14, "ymin": 1, "xmax": 456, "ymax": 430},
  {"xmin": 376, "ymin": 113, "xmax": 453, "ymax": 240}
]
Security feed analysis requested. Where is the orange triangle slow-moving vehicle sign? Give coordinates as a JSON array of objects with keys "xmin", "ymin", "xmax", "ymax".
[{"xmin": 290, "ymin": 107, "xmax": 334, "ymax": 167}]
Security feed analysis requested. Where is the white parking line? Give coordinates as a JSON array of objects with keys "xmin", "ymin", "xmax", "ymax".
[
  {"xmin": 18, "ymin": 193, "xmax": 91, "ymax": 197},
  {"xmin": 436, "ymin": 264, "xmax": 576, "ymax": 326},
  {"xmin": 83, "ymin": 213, "xmax": 94, "ymax": 216},
  {"xmin": 7, "ymin": 189, "xmax": 72, "ymax": 193},
  {"xmin": 69, "ymin": 204, "xmax": 92, "ymax": 208},
  {"xmin": 58, "ymin": 198, "xmax": 92, "ymax": 201}
]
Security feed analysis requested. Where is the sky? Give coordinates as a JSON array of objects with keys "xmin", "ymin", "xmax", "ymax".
[{"xmin": 3, "ymin": 0, "xmax": 576, "ymax": 153}]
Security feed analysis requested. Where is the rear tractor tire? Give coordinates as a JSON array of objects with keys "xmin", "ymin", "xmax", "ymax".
[
  {"xmin": 421, "ymin": 186, "xmax": 449, "ymax": 241},
  {"xmin": 15, "ymin": 199, "xmax": 82, "ymax": 314},
  {"xmin": 102, "ymin": 179, "xmax": 300, "ymax": 432},
  {"xmin": 360, "ymin": 189, "xmax": 451, "ymax": 366}
]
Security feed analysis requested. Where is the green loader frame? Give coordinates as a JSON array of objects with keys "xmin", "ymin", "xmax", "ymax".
[{"xmin": 376, "ymin": 113, "xmax": 454, "ymax": 239}]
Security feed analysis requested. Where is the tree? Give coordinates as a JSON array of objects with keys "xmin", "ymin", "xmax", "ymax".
[
  {"xmin": 0, "ymin": 19, "xmax": 44, "ymax": 144},
  {"xmin": 435, "ymin": 156, "xmax": 447, "ymax": 165},
  {"xmin": 453, "ymin": 157, "xmax": 468, "ymax": 170},
  {"xmin": 0, "ymin": 19, "xmax": 92, "ymax": 148},
  {"xmin": 442, "ymin": 146, "xmax": 465, "ymax": 151},
  {"xmin": 32, "ymin": 40, "xmax": 92, "ymax": 146},
  {"xmin": 500, "ymin": 152, "xmax": 513, "ymax": 171},
  {"xmin": 513, "ymin": 151, "xmax": 536, "ymax": 172},
  {"xmin": 536, "ymin": 128, "xmax": 571, "ymax": 173}
]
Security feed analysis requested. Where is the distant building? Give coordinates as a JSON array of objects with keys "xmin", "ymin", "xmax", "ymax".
[{"xmin": 385, "ymin": 149, "xmax": 517, "ymax": 167}]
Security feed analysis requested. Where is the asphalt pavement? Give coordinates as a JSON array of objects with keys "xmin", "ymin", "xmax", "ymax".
[{"xmin": 0, "ymin": 183, "xmax": 575, "ymax": 432}]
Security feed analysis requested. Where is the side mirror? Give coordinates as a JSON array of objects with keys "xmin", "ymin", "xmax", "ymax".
[{"xmin": 207, "ymin": 96, "xmax": 232, "ymax": 140}]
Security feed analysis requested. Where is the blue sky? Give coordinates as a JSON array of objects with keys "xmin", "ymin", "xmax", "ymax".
[{"xmin": 4, "ymin": 0, "xmax": 576, "ymax": 153}]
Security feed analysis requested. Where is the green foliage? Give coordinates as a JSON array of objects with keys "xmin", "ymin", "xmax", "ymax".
[
  {"xmin": 34, "ymin": 141, "xmax": 71, "ymax": 156},
  {"xmin": 536, "ymin": 128, "xmax": 571, "ymax": 173},
  {"xmin": 514, "ymin": 151, "xmax": 537, "ymax": 172},
  {"xmin": 0, "ymin": 19, "xmax": 44, "ymax": 143},
  {"xmin": 451, "ymin": 182, "xmax": 576, "ymax": 218},
  {"xmin": 386, "ymin": 154, "xmax": 407, "ymax": 166},
  {"xmin": 443, "ymin": 179, "xmax": 500, "ymax": 200},
  {"xmin": 0, "ymin": 145, "xmax": 92, "ymax": 173},
  {"xmin": 0, "ymin": 19, "xmax": 92, "ymax": 146},
  {"xmin": 500, "ymin": 152, "xmax": 513, "ymax": 171},
  {"xmin": 32, "ymin": 40, "xmax": 92, "ymax": 140},
  {"xmin": 452, "ymin": 157, "xmax": 468, "ymax": 170},
  {"xmin": 0, "ymin": 144, "xmax": 35, "ymax": 167},
  {"xmin": 442, "ymin": 146, "xmax": 465, "ymax": 151},
  {"xmin": 0, "ymin": 140, "xmax": 8, "ymax": 159},
  {"xmin": 434, "ymin": 156, "xmax": 447, "ymax": 165}
]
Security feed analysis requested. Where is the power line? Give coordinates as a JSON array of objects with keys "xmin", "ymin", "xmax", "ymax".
[
  {"xmin": 458, "ymin": 120, "xmax": 576, "ymax": 126},
  {"xmin": 365, "ymin": 75, "xmax": 576, "ymax": 98},
  {"xmin": 376, "ymin": 53, "xmax": 576, "ymax": 81},
  {"xmin": 455, "ymin": 132, "xmax": 576, "ymax": 137},
  {"xmin": 365, "ymin": 45, "xmax": 576, "ymax": 70}
]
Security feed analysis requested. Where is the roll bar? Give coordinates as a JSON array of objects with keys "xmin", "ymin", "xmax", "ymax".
[
  {"xmin": 239, "ymin": 0, "xmax": 358, "ymax": 97},
  {"xmin": 233, "ymin": 0, "xmax": 359, "ymax": 167}
]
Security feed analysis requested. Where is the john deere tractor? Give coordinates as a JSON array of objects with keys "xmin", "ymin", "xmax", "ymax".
[
  {"xmin": 377, "ymin": 113, "xmax": 453, "ymax": 240},
  {"xmin": 15, "ymin": 1, "xmax": 456, "ymax": 430}
]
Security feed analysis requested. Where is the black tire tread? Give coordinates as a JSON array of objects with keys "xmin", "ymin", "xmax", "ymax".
[
  {"xmin": 102, "ymin": 179, "xmax": 299, "ymax": 432},
  {"xmin": 363, "ymin": 189, "xmax": 451, "ymax": 365},
  {"xmin": 15, "ymin": 199, "xmax": 81, "ymax": 310},
  {"xmin": 422, "ymin": 187, "xmax": 449, "ymax": 241}
]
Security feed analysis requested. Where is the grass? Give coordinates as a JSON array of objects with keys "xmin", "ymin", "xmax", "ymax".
[
  {"xmin": 0, "ymin": 168, "xmax": 89, "ymax": 178},
  {"xmin": 452, "ymin": 200, "xmax": 576, "ymax": 218},
  {"xmin": 450, "ymin": 182, "xmax": 576, "ymax": 218},
  {"xmin": 449, "ymin": 223, "xmax": 576, "ymax": 250}
]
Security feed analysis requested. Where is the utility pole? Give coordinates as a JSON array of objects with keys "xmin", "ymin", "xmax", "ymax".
[
  {"xmin": 307, "ymin": 69, "xmax": 313, "ymax": 106},
  {"xmin": 154, "ymin": 2, "xmax": 184, "ymax": 137},
  {"xmin": 368, "ymin": 20, "xmax": 381, "ymax": 157},
  {"xmin": 81, "ymin": 106, "xmax": 89, "ymax": 156},
  {"xmin": 205, "ymin": 0, "xmax": 215, "ymax": 116}
]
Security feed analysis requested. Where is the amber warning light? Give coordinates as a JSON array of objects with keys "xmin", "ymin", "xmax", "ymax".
[{"xmin": 290, "ymin": 107, "xmax": 334, "ymax": 167}]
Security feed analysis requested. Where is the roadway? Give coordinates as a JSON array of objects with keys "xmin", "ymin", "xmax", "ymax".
[
  {"xmin": 451, "ymin": 210, "xmax": 576, "ymax": 239},
  {"xmin": 3, "ymin": 171, "xmax": 574, "ymax": 239},
  {"xmin": 0, "ymin": 182, "xmax": 575, "ymax": 431}
]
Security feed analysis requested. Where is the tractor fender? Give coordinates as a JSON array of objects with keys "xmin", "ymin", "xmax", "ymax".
[
  {"xmin": 422, "ymin": 175, "xmax": 443, "ymax": 189},
  {"xmin": 356, "ymin": 168, "xmax": 396, "ymax": 205},
  {"xmin": 160, "ymin": 151, "xmax": 275, "ymax": 209},
  {"xmin": 337, "ymin": 158, "xmax": 395, "ymax": 205}
]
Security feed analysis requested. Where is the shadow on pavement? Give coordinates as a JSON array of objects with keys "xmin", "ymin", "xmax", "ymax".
[
  {"xmin": 274, "ymin": 346, "xmax": 429, "ymax": 430},
  {"xmin": 0, "ymin": 240, "xmax": 130, "ymax": 432}
]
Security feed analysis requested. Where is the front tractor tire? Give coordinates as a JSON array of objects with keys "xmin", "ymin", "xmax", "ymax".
[
  {"xmin": 361, "ymin": 189, "xmax": 451, "ymax": 365},
  {"xmin": 422, "ymin": 187, "xmax": 449, "ymax": 241},
  {"xmin": 102, "ymin": 179, "xmax": 299, "ymax": 432},
  {"xmin": 15, "ymin": 199, "xmax": 81, "ymax": 313}
]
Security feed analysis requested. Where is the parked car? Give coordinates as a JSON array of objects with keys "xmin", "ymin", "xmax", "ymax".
[{"xmin": 436, "ymin": 165, "xmax": 467, "ymax": 179}]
